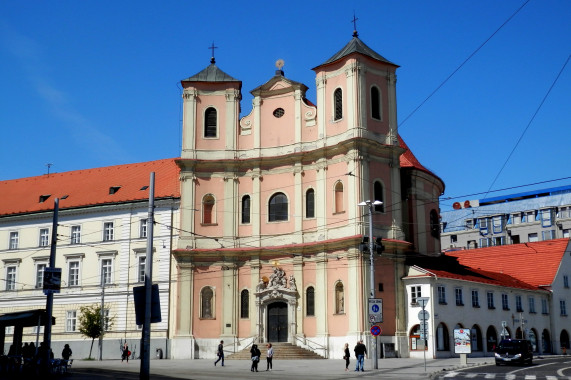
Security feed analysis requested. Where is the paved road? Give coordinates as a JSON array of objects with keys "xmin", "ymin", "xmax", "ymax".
[{"xmin": 65, "ymin": 357, "xmax": 494, "ymax": 380}]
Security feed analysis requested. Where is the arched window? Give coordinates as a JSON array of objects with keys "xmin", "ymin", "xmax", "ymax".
[
  {"xmin": 204, "ymin": 107, "xmax": 217, "ymax": 138},
  {"xmin": 561, "ymin": 330, "xmax": 570, "ymax": 350},
  {"xmin": 240, "ymin": 289, "xmax": 249, "ymax": 319},
  {"xmin": 335, "ymin": 282, "xmax": 344, "ymax": 314},
  {"xmin": 486, "ymin": 325, "xmax": 498, "ymax": 352},
  {"xmin": 430, "ymin": 209, "xmax": 440, "ymax": 238},
  {"xmin": 371, "ymin": 86, "xmax": 381, "ymax": 120},
  {"xmin": 374, "ymin": 181, "xmax": 384, "ymax": 212},
  {"xmin": 202, "ymin": 194, "xmax": 215, "ymax": 224},
  {"xmin": 542, "ymin": 329, "xmax": 551, "ymax": 353},
  {"xmin": 334, "ymin": 182, "xmax": 344, "ymax": 213},
  {"xmin": 201, "ymin": 286, "xmax": 214, "ymax": 319},
  {"xmin": 437, "ymin": 322, "xmax": 450, "ymax": 351},
  {"xmin": 306, "ymin": 189, "xmax": 315, "ymax": 218},
  {"xmin": 269, "ymin": 192, "xmax": 288, "ymax": 222},
  {"xmin": 409, "ymin": 324, "xmax": 427, "ymax": 351},
  {"xmin": 241, "ymin": 195, "xmax": 251, "ymax": 224},
  {"xmin": 334, "ymin": 88, "xmax": 343, "ymax": 121},
  {"xmin": 471, "ymin": 325, "xmax": 483, "ymax": 351},
  {"xmin": 306, "ymin": 286, "xmax": 315, "ymax": 316}
]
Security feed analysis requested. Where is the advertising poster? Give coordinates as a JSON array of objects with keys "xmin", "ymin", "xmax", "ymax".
[{"xmin": 454, "ymin": 328, "xmax": 472, "ymax": 354}]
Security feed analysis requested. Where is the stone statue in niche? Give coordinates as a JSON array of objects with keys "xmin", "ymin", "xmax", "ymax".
[{"xmin": 289, "ymin": 274, "xmax": 297, "ymax": 291}]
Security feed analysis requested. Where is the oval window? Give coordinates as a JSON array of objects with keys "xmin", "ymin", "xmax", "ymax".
[{"xmin": 273, "ymin": 108, "xmax": 285, "ymax": 118}]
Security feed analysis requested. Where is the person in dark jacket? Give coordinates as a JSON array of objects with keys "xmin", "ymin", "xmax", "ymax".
[
  {"xmin": 343, "ymin": 342, "xmax": 350, "ymax": 371},
  {"xmin": 250, "ymin": 344, "xmax": 261, "ymax": 372},
  {"xmin": 354, "ymin": 340, "xmax": 368, "ymax": 371},
  {"xmin": 62, "ymin": 344, "xmax": 72, "ymax": 361},
  {"xmin": 214, "ymin": 340, "xmax": 224, "ymax": 366}
]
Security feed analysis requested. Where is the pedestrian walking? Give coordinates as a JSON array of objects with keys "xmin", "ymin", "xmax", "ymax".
[
  {"xmin": 214, "ymin": 340, "xmax": 224, "ymax": 366},
  {"xmin": 121, "ymin": 342, "xmax": 130, "ymax": 363},
  {"xmin": 62, "ymin": 344, "xmax": 72, "ymax": 361},
  {"xmin": 353, "ymin": 339, "xmax": 367, "ymax": 372},
  {"xmin": 343, "ymin": 342, "xmax": 350, "ymax": 371},
  {"xmin": 250, "ymin": 344, "xmax": 261, "ymax": 372},
  {"xmin": 266, "ymin": 343, "xmax": 274, "ymax": 371}
]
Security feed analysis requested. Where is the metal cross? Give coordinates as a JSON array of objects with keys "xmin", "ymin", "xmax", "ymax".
[
  {"xmin": 351, "ymin": 12, "xmax": 359, "ymax": 36},
  {"xmin": 209, "ymin": 42, "xmax": 218, "ymax": 63}
]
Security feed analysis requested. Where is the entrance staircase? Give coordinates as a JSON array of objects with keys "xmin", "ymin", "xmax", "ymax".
[{"xmin": 226, "ymin": 342, "xmax": 324, "ymax": 360}]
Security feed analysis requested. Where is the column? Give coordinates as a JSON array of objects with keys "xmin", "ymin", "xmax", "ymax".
[
  {"xmin": 182, "ymin": 89, "xmax": 197, "ymax": 155},
  {"xmin": 176, "ymin": 262, "xmax": 194, "ymax": 337}
]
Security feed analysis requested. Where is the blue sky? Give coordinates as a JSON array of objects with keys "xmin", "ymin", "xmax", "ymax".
[{"xmin": 1, "ymin": 1, "xmax": 569, "ymax": 210}]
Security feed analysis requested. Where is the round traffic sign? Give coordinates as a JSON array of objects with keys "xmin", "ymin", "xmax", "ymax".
[
  {"xmin": 418, "ymin": 310, "xmax": 430, "ymax": 321},
  {"xmin": 370, "ymin": 325, "xmax": 382, "ymax": 336}
]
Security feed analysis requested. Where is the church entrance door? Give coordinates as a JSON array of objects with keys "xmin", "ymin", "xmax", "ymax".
[{"xmin": 267, "ymin": 302, "xmax": 288, "ymax": 342}]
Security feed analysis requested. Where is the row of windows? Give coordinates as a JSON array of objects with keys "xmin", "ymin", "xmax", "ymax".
[
  {"xmin": 427, "ymin": 285, "xmax": 568, "ymax": 316},
  {"xmin": 3, "ymin": 256, "xmax": 147, "ymax": 291},
  {"xmin": 463, "ymin": 206, "xmax": 571, "ymax": 232},
  {"xmin": 201, "ymin": 283, "xmax": 346, "ymax": 319},
  {"xmin": 202, "ymin": 86, "xmax": 384, "ymax": 138},
  {"xmin": 203, "ymin": 182, "xmax": 385, "ymax": 225},
  {"xmin": 3, "ymin": 220, "xmax": 148, "ymax": 250}
]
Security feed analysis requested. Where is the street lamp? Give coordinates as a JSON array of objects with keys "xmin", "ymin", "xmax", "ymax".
[{"xmin": 358, "ymin": 199, "xmax": 382, "ymax": 370}]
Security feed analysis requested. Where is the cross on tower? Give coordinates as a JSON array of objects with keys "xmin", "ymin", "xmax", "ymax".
[
  {"xmin": 209, "ymin": 42, "xmax": 218, "ymax": 64},
  {"xmin": 351, "ymin": 12, "xmax": 359, "ymax": 37}
]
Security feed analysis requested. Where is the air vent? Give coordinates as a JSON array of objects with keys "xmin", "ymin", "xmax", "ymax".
[
  {"xmin": 39, "ymin": 195, "xmax": 51, "ymax": 203},
  {"xmin": 140, "ymin": 186, "xmax": 149, "ymax": 190},
  {"xmin": 109, "ymin": 186, "xmax": 121, "ymax": 195}
]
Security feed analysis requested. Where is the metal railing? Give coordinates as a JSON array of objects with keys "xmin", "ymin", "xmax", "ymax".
[
  {"xmin": 224, "ymin": 335, "xmax": 258, "ymax": 355},
  {"xmin": 294, "ymin": 335, "xmax": 328, "ymax": 358}
]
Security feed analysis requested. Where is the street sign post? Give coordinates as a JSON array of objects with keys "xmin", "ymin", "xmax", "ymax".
[
  {"xmin": 416, "ymin": 297, "xmax": 430, "ymax": 372},
  {"xmin": 371, "ymin": 325, "xmax": 382, "ymax": 336},
  {"xmin": 368, "ymin": 298, "xmax": 383, "ymax": 323}
]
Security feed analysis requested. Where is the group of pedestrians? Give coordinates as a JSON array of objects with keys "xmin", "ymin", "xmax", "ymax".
[
  {"xmin": 214, "ymin": 340, "xmax": 274, "ymax": 372},
  {"xmin": 343, "ymin": 339, "xmax": 368, "ymax": 372}
]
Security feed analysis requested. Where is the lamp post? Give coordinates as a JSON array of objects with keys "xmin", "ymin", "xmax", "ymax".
[{"xmin": 358, "ymin": 199, "xmax": 382, "ymax": 370}]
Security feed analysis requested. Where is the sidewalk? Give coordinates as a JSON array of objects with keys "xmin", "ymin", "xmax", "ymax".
[{"xmin": 69, "ymin": 356, "xmax": 493, "ymax": 380}]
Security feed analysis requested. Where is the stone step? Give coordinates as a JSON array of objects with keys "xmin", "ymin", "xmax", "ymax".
[{"xmin": 226, "ymin": 342, "xmax": 324, "ymax": 360}]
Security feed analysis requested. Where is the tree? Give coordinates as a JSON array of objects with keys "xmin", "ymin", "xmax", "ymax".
[{"xmin": 78, "ymin": 304, "xmax": 114, "ymax": 359}]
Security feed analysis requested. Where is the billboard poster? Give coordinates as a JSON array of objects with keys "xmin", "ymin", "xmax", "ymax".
[{"xmin": 454, "ymin": 328, "xmax": 472, "ymax": 354}]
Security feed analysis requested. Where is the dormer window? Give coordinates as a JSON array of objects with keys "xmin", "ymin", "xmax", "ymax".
[
  {"xmin": 39, "ymin": 194, "xmax": 51, "ymax": 203},
  {"xmin": 109, "ymin": 186, "xmax": 121, "ymax": 195}
]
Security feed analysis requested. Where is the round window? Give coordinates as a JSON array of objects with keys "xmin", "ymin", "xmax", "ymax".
[{"xmin": 273, "ymin": 108, "xmax": 285, "ymax": 118}]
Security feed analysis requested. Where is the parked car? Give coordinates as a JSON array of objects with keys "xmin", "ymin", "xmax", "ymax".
[{"xmin": 495, "ymin": 339, "xmax": 533, "ymax": 366}]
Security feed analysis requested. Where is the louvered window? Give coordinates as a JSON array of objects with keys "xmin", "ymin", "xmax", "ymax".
[
  {"xmin": 334, "ymin": 88, "xmax": 343, "ymax": 120},
  {"xmin": 371, "ymin": 86, "xmax": 381, "ymax": 119},
  {"xmin": 204, "ymin": 107, "xmax": 217, "ymax": 137}
]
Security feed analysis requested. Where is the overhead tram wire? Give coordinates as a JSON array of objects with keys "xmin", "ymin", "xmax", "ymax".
[
  {"xmin": 480, "ymin": 53, "xmax": 571, "ymax": 201},
  {"xmin": 398, "ymin": 0, "xmax": 531, "ymax": 129}
]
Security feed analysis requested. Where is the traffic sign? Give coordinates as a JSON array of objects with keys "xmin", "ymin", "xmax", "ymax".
[
  {"xmin": 368, "ymin": 298, "xmax": 383, "ymax": 323},
  {"xmin": 418, "ymin": 310, "xmax": 430, "ymax": 321},
  {"xmin": 371, "ymin": 325, "xmax": 382, "ymax": 336},
  {"xmin": 417, "ymin": 297, "xmax": 429, "ymax": 308}
]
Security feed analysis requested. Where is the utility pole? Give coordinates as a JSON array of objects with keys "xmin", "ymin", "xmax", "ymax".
[
  {"xmin": 140, "ymin": 172, "xmax": 155, "ymax": 380},
  {"xmin": 44, "ymin": 198, "xmax": 59, "ymax": 369},
  {"xmin": 358, "ymin": 200, "xmax": 382, "ymax": 370},
  {"xmin": 99, "ymin": 280, "xmax": 105, "ymax": 360}
]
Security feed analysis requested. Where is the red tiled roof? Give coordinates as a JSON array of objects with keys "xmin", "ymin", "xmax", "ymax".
[
  {"xmin": 406, "ymin": 254, "xmax": 543, "ymax": 291},
  {"xmin": 445, "ymin": 239, "xmax": 570, "ymax": 288},
  {"xmin": 397, "ymin": 134, "xmax": 445, "ymax": 189},
  {"xmin": 0, "ymin": 158, "xmax": 180, "ymax": 216}
]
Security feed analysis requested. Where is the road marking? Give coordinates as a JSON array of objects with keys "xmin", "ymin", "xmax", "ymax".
[
  {"xmin": 546, "ymin": 376, "xmax": 558, "ymax": 380},
  {"xmin": 508, "ymin": 362, "xmax": 552, "ymax": 374},
  {"xmin": 557, "ymin": 366, "xmax": 571, "ymax": 377},
  {"xmin": 523, "ymin": 376, "xmax": 536, "ymax": 379},
  {"xmin": 443, "ymin": 372, "xmax": 459, "ymax": 377},
  {"xmin": 465, "ymin": 374, "xmax": 478, "ymax": 378},
  {"xmin": 505, "ymin": 375, "xmax": 516, "ymax": 380},
  {"xmin": 484, "ymin": 374, "xmax": 496, "ymax": 379}
]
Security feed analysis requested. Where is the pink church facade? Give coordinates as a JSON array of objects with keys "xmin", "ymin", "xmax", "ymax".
[{"xmin": 171, "ymin": 32, "xmax": 444, "ymax": 359}]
